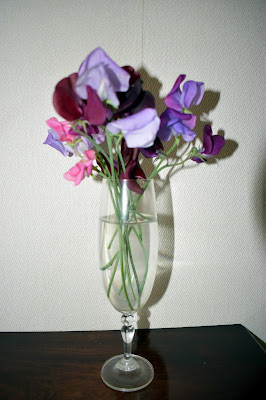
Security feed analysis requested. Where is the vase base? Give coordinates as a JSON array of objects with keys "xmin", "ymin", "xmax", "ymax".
[{"xmin": 100, "ymin": 354, "xmax": 154, "ymax": 392}]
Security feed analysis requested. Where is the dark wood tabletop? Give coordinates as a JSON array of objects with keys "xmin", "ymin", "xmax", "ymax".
[{"xmin": 0, "ymin": 324, "xmax": 265, "ymax": 399}]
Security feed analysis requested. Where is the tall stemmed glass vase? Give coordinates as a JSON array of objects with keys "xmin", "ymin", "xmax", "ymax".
[{"xmin": 99, "ymin": 179, "xmax": 158, "ymax": 392}]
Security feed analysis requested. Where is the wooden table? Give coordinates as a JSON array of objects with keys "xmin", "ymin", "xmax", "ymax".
[{"xmin": 0, "ymin": 324, "xmax": 265, "ymax": 399}]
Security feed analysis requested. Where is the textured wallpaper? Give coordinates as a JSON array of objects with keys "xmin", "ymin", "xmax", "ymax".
[{"xmin": 0, "ymin": 0, "xmax": 265, "ymax": 341}]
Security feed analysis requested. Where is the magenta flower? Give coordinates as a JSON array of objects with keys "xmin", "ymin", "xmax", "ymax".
[
  {"xmin": 106, "ymin": 108, "xmax": 160, "ymax": 148},
  {"xmin": 192, "ymin": 125, "xmax": 225, "ymax": 163},
  {"xmin": 75, "ymin": 47, "xmax": 130, "ymax": 108},
  {"xmin": 64, "ymin": 149, "xmax": 95, "ymax": 185}
]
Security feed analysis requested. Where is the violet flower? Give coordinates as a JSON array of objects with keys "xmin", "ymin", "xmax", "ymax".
[
  {"xmin": 43, "ymin": 130, "xmax": 72, "ymax": 156},
  {"xmin": 192, "ymin": 125, "xmax": 225, "ymax": 163},
  {"xmin": 164, "ymin": 74, "xmax": 204, "ymax": 111},
  {"xmin": 106, "ymin": 108, "xmax": 160, "ymax": 148},
  {"xmin": 75, "ymin": 47, "xmax": 130, "ymax": 108},
  {"xmin": 158, "ymin": 108, "xmax": 197, "ymax": 142},
  {"xmin": 158, "ymin": 75, "xmax": 204, "ymax": 142}
]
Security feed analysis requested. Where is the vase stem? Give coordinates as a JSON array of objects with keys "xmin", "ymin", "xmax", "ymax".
[{"xmin": 118, "ymin": 313, "xmax": 137, "ymax": 371}]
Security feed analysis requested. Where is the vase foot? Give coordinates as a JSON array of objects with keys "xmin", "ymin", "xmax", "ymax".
[{"xmin": 100, "ymin": 354, "xmax": 154, "ymax": 392}]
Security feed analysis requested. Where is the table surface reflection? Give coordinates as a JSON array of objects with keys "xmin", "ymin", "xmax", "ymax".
[{"xmin": 0, "ymin": 324, "xmax": 265, "ymax": 399}]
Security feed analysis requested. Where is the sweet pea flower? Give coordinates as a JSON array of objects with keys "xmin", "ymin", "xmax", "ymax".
[
  {"xmin": 139, "ymin": 137, "xmax": 164, "ymax": 158},
  {"xmin": 119, "ymin": 160, "xmax": 146, "ymax": 194},
  {"xmin": 46, "ymin": 117, "xmax": 73, "ymax": 142},
  {"xmin": 164, "ymin": 74, "xmax": 204, "ymax": 111},
  {"xmin": 64, "ymin": 150, "xmax": 95, "ymax": 185},
  {"xmin": 75, "ymin": 47, "xmax": 130, "ymax": 108},
  {"xmin": 53, "ymin": 73, "xmax": 83, "ymax": 121},
  {"xmin": 158, "ymin": 75, "xmax": 204, "ymax": 142},
  {"xmin": 158, "ymin": 108, "xmax": 197, "ymax": 142},
  {"xmin": 43, "ymin": 129, "xmax": 72, "ymax": 156},
  {"xmin": 106, "ymin": 108, "xmax": 160, "ymax": 148},
  {"xmin": 116, "ymin": 66, "xmax": 156, "ymax": 117},
  {"xmin": 192, "ymin": 125, "xmax": 225, "ymax": 163},
  {"xmin": 53, "ymin": 73, "xmax": 108, "ymax": 125}
]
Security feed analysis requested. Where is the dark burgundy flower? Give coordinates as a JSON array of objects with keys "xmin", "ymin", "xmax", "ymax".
[
  {"xmin": 83, "ymin": 86, "xmax": 108, "ymax": 125},
  {"xmin": 53, "ymin": 73, "xmax": 83, "ymax": 121},
  {"xmin": 115, "ymin": 66, "xmax": 155, "ymax": 117},
  {"xmin": 122, "ymin": 66, "xmax": 140, "ymax": 85},
  {"xmin": 53, "ymin": 73, "xmax": 108, "ymax": 125},
  {"xmin": 119, "ymin": 160, "xmax": 146, "ymax": 194}
]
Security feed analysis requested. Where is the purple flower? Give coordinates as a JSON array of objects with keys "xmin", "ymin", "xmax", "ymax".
[
  {"xmin": 164, "ymin": 74, "xmax": 204, "ymax": 111},
  {"xmin": 158, "ymin": 75, "xmax": 204, "ymax": 142},
  {"xmin": 75, "ymin": 47, "xmax": 130, "ymax": 108},
  {"xmin": 158, "ymin": 108, "xmax": 197, "ymax": 142},
  {"xmin": 192, "ymin": 125, "xmax": 225, "ymax": 163},
  {"xmin": 106, "ymin": 108, "xmax": 160, "ymax": 148},
  {"xmin": 43, "ymin": 130, "xmax": 72, "ymax": 156}
]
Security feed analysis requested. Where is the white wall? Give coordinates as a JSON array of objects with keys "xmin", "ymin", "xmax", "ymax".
[{"xmin": 1, "ymin": 0, "xmax": 265, "ymax": 341}]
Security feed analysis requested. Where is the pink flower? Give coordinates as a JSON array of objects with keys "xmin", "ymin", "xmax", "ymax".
[
  {"xmin": 46, "ymin": 117, "xmax": 73, "ymax": 142},
  {"xmin": 64, "ymin": 150, "xmax": 95, "ymax": 185}
]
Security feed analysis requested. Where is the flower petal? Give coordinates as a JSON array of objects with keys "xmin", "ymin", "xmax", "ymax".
[
  {"xmin": 164, "ymin": 74, "xmax": 186, "ymax": 111},
  {"xmin": 209, "ymin": 135, "xmax": 225, "ymax": 156},
  {"xmin": 53, "ymin": 73, "xmax": 83, "ymax": 121},
  {"xmin": 76, "ymin": 47, "xmax": 130, "ymax": 107},
  {"xmin": 172, "ymin": 122, "xmax": 197, "ymax": 142},
  {"xmin": 106, "ymin": 108, "xmax": 160, "ymax": 148},
  {"xmin": 181, "ymin": 80, "xmax": 204, "ymax": 109},
  {"xmin": 43, "ymin": 130, "xmax": 71, "ymax": 156},
  {"xmin": 83, "ymin": 86, "xmax": 107, "ymax": 125},
  {"xmin": 64, "ymin": 162, "xmax": 86, "ymax": 185}
]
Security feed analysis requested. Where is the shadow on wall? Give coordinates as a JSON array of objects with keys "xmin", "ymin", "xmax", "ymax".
[
  {"xmin": 254, "ymin": 155, "xmax": 266, "ymax": 254},
  {"xmin": 136, "ymin": 68, "xmax": 238, "ymax": 328},
  {"xmin": 138, "ymin": 177, "xmax": 175, "ymax": 328}
]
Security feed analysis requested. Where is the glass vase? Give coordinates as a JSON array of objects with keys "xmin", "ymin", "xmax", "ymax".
[{"xmin": 99, "ymin": 178, "xmax": 158, "ymax": 392}]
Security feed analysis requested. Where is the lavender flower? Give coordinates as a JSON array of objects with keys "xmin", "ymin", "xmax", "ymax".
[
  {"xmin": 43, "ymin": 130, "xmax": 72, "ymax": 156},
  {"xmin": 106, "ymin": 108, "xmax": 160, "ymax": 148},
  {"xmin": 76, "ymin": 47, "xmax": 130, "ymax": 108}
]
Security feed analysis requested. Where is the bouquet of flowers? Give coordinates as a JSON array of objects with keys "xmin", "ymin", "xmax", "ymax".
[
  {"xmin": 44, "ymin": 47, "xmax": 225, "ymax": 191},
  {"xmin": 44, "ymin": 47, "xmax": 225, "ymax": 311}
]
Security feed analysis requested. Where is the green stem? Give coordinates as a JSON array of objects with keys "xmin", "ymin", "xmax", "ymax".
[
  {"xmin": 100, "ymin": 251, "xmax": 119, "ymax": 270},
  {"xmin": 107, "ymin": 254, "xmax": 120, "ymax": 297},
  {"xmin": 132, "ymin": 226, "xmax": 148, "ymax": 298},
  {"xmin": 119, "ymin": 230, "xmax": 134, "ymax": 310}
]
